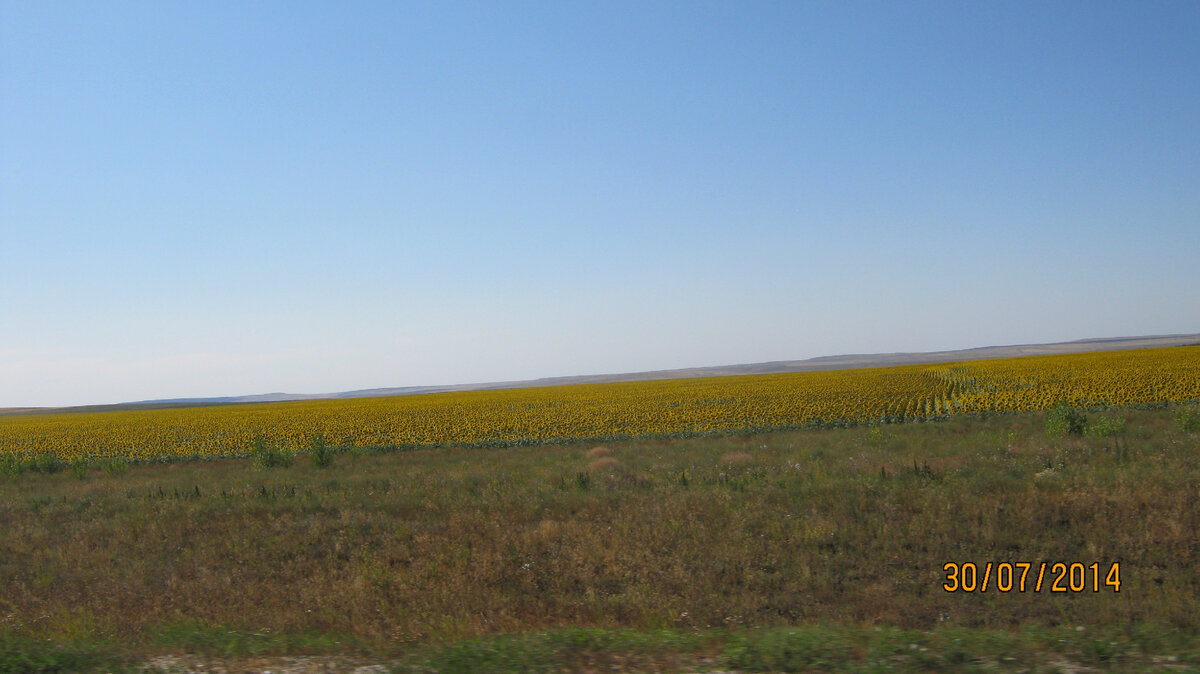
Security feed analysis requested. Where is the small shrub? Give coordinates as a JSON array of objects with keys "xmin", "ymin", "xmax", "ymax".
[
  {"xmin": 71, "ymin": 458, "xmax": 90, "ymax": 479},
  {"xmin": 1045, "ymin": 402, "xmax": 1087, "ymax": 437},
  {"xmin": 1177, "ymin": 407, "xmax": 1200, "ymax": 433},
  {"xmin": 0, "ymin": 454, "xmax": 23, "ymax": 477},
  {"xmin": 1088, "ymin": 414, "xmax": 1126, "ymax": 438},
  {"xmin": 573, "ymin": 471, "xmax": 592, "ymax": 490},
  {"xmin": 251, "ymin": 435, "xmax": 293, "ymax": 470},
  {"xmin": 309, "ymin": 434, "xmax": 333, "ymax": 469},
  {"xmin": 101, "ymin": 458, "xmax": 130, "ymax": 476},
  {"xmin": 30, "ymin": 452, "xmax": 65, "ymax": 474}
]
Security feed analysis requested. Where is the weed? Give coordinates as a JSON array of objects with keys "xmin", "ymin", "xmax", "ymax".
[
  {"xmin": 1078, "ymin": 637, "xmax": 1127, "ymax": 665},
  {"xmin": 1088, "ymin": 414, "xmax": 1126, "ymax": 438},
  {"xmin": 1177, "ymin": 406, "xmax": 1200, "ymax": 433},
  {"xmin": 723, "ymin": 626, "xmax": 851, "ymax": 671},
  {"xmin": 309, "ymin": 434, "xmax": 333, "ymax": 469},
  {"xmin": 426, "ymin": 635, "xmax": 554, "ymax": 673},
  {"xmin": 0, "ymin": 636, "xmax": 121, "ymax": 673},
  {"xmin": 0, "ymin": 454, "xmax": 20, "ymax": 476},
  {"xmin": 29, "ymin": 452, "xmax": 65, "ymax": 474},
  {"xmin": 250, "ymin": 434, "xmax": 293, "ymax": 470},
  {"xmin": 101, "ymin": 458, "xmax": 130, "ymax": 476},
  {"xmin": 1046, "ymin": 402, "xmax": 1087, "ymax": 437}
]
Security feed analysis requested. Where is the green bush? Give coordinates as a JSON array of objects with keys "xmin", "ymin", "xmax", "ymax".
[
  {"xmin": 1177, "ymin": 407, "xmax": 1200, "ymax": 433},
  {"xmin": 30, "ymin": 452, "xmax": 65, "ymax": 474},
  {"xmin": 0, "ymin": 454, "xmax": 22, "ymax": 477},
  {"xmin": 71, "ymin": 458, "xmax": 90, "ymax": 479},
  {"xmin": 309, "ymin": 434, "xmax": 333, "ymax": 468},
  {"xmin": 1088, "ymin": 414, "xmax": 1126, "ymax": 438},
  {"xmin": 251, "ymin": 435, "xmax": 293, "ymax": 470},
  {"xmin": 101, "ymin": 458, "xmax": 130, "ymax": 476},
  {"xmin": 1045, "ymin": 402, "xmax": 1087, "ymax": 437}
]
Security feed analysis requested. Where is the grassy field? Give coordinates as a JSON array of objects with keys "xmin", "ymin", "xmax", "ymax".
[{"xmin": 2, "ymin": 401, "xmax": 1199, "ymax": 671}]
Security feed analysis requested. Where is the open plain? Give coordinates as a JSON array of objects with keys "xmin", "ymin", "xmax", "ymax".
[{"xmin": 2, "ymin": 346, "xmax": 1200, "ymax": 671}]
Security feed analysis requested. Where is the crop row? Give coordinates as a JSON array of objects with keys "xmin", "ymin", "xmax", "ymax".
[{"xmin": 2, "ymin": 346, "xmax": 1198, "ymax": 462}]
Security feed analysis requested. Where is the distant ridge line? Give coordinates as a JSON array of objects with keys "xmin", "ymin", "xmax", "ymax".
[
  {"xmin": 124, "ymin": 332, "xmax": 1200, "ymax": 406},
  {"xmin": 5, "ymin": 333, "xmax": 1196, "ymax": 414}
]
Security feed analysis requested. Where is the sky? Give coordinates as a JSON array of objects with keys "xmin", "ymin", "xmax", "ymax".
[{"xmin": 2, "ymin": 1, "xmax": 1198, "ymax": 408}]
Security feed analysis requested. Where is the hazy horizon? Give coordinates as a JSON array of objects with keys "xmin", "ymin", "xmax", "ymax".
[
  {"xmin": 4, "ymin": 2, "xmax": 1199, "ymax": 408},
  {"xmin": 7, "ymin": 331, "xmax": 1199, "ymax": 410}
]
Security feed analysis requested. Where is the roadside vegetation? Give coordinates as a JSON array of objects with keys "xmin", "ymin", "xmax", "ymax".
[{"xmin": 1, "ymin": 402, "xmax": 1198, "ymax": 671}]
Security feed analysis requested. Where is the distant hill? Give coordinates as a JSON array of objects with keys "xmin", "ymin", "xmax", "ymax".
[
  {"xmin": 86, "ymin": 332, "xmax": 1197, "ymax": 411},
  {"xmin": 3, "ymin": 333, "xmax": 1193, "ymax": 415}
]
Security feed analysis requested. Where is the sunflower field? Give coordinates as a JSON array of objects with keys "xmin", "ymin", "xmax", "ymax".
[{"xmin": 3, "ymin": 346, "xmax": 1198, "ymax": 463}]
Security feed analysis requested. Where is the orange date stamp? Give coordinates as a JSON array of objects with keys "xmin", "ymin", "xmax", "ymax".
[{"xmin": 942, "ymin": 562, "xmax": 1121, "ymax": 593}]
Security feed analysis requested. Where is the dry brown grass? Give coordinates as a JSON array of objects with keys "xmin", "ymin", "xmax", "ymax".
[
  {"xmin": 529, "ymin": 519, "xmax": 563, "ymax": 544},
  {"xmin": 1, "ymin": 405, "xmax": 1198, "ymax": 652},
  {"xmin": 585, "ymin": 446, "xmax": 611, "ymax": 458},
  {"xmin": 719, "ymin": 451, "xmax": 754, "ymax": 464},
  {"xmin": 586, "ymin": 456, "xmax": 619, "ymax": 471}
]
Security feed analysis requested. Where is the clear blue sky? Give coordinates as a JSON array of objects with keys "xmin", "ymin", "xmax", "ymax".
[{"xmin": 3, "ymin": 1, "xmax": 1198, "ymax": 407}]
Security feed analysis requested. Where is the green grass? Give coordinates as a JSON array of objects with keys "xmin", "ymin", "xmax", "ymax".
[
  {"xmin": 720, "ymin": 623, "xmax": 1200, "ymax": 672},
  {"xmin": 1, "ymin": 405, "xmax": 1198, "ymax": 670},
  {"xmin": 3, "ymin": 624, "xmax": 1197, "ymax": 672},
  {"xmin": 0, "ymin": 635, "xmax": 123, "ymax": 674}
]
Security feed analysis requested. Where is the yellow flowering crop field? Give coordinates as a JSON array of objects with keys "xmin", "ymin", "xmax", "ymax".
[{"xmin": 3, "ymin": 346, "xmax": 1199, "ymax": 462}]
